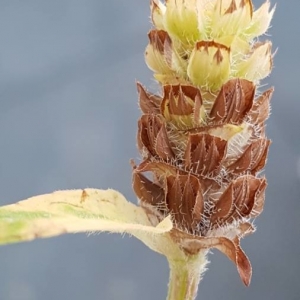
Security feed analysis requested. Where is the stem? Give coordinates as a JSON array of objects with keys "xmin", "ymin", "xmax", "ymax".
[{"xmin": 167, "ymin": 251, "xmax": 208, "ymax": 300}]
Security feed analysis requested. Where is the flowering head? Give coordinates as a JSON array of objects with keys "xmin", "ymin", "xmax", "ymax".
[
  {"xmin": 134, "ymin": 0, "xmax": 275, "ymax": 286},
  {"xmin": 147, "ymin": 0, "xmax": 275, "ymax": 91}
]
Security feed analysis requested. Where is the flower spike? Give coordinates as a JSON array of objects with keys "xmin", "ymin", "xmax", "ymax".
[{"xmin": 135, "ymin": 0, "xmax": 275, "ymax": 293}]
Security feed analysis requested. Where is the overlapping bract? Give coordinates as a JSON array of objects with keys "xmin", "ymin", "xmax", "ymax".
[{"xmin": 133, "ymin": 0, "xmax": 274, "ymax": 286}]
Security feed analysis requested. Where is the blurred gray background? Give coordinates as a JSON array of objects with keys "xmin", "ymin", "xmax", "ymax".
[{"xmin": 0, "ymin": 1, "xmax": 299, "ymax": 299}]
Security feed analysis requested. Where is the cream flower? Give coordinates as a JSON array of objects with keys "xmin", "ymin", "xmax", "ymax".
[{"xmin": 146, "ymin": 0, "xmax": 275, "ymax": 90}]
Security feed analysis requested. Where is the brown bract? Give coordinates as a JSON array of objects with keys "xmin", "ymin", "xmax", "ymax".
[{"xmin": 133, "ymin": 78, "xmax": 273, "ymax": 286}]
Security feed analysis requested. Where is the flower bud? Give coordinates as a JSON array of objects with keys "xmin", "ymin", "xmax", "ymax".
[
  {"xmin": 163, "ymin": 0, "xmax": 200, "ymax": 45},
  {"xmin": 187, "ymin": 41, "xmax": 230, "ymax": 90},
  {"xmin": 145, "ymin": 30, "xmax": 187, "ymax": 85},
  {"xmin": 235, "ymin": 41, "xmax": 273, "ymax": 82},
  {"xmin": 145, "ymin": 30, "xmax": 173, "ymax": 75},
  {"xmin": 210, "ymin": 0, "xmax": 253, "ymax": 38},
  {"xmin": 150, "ymin": 0, "xmax": 166, "ymax": 30},
  {"xmin": 245, "ymin": 1, "xmax": 276, "ymax": 38}
]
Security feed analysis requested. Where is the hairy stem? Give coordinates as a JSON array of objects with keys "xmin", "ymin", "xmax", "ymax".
[{"xmin": 167, "ymin": 251, "xmax": 208, "ymax": 300}]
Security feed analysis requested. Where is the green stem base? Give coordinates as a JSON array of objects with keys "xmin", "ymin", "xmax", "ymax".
[{"xmin": 167, "ymin": 251, "xmax": 208, "ymax": 300}]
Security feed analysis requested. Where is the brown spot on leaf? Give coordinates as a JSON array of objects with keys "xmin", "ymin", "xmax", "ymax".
[{"xmin": 80, "ymin": 190, "xmax": 88, "ymax": 204}]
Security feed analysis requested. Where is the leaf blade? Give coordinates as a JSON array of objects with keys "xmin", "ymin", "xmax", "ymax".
[{"xmin": 0, "ymin": 189, "xmax": 173, "ymax": 249}]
